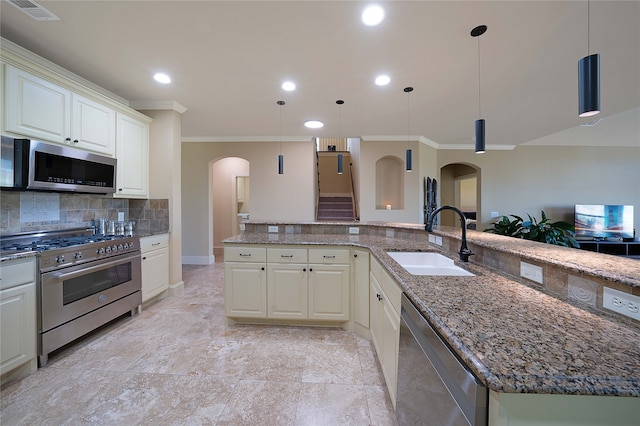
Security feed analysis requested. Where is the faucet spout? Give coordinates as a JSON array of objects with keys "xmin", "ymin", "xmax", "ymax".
[{"xmin": 425, "ymin": 205, "xmax": 474, "ymax": 262}]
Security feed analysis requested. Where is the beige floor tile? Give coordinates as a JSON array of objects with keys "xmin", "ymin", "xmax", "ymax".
[
  {"xmin": 303, "ymin": 344, "xmax": 364, "ymax": 385},
  {"xmin": 295, "ymin": 382, "xmax": 370, "ymax": 425},
  {"xmin": 216, "ymin": 379, "xmax": 301, "ymax": 425}
]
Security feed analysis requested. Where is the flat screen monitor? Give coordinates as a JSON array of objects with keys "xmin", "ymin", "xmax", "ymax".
[{"xmin": 575, "ymin": 204, "xmax": 634, "ymax": 240}]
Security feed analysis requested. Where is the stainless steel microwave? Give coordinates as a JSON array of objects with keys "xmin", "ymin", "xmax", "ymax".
[{"xmin": 0, "ymin": 136, "xmax": 117, "ymax": 194}]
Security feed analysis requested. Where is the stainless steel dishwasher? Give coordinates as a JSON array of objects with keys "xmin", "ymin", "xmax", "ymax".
[{"xmin": 396, "ymin": 294, "xmax": 488, "ymax": 426}]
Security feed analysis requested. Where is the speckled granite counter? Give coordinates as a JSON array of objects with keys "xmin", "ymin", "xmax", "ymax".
[{"xmin": 223, "ymin": 229, "xmax": 640, "ymax": 397}]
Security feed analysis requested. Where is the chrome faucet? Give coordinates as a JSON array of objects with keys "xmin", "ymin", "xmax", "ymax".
[{"xmin": 425, "ymin": 205, "xmax": 474, "ymax": 262}]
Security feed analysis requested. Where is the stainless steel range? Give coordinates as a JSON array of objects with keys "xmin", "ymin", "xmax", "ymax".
[{"xmin": 1, "ymin": 228, "xmax": 141, "ymax": 366}]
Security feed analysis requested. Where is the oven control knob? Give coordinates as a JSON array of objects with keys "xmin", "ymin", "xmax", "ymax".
[
  {"xmin": 56, "ymin": 255, "xmax": 65, "ymax": 263},
  {"xmin": 105, "ymin": 246, "xmax": 111, "ymax": 253},
  {"xmin": 118, "ymin": 244, "xmax": 124, "ymax": 251},
  {"xmin": 129, "ymin": 242, "xmax": 135, "ymax": 249},
  {"xmin": 123, "ymin": 243, "xmax": 129, "ymax": 249},
  {"xmin": 74, "ymin": 252, "xmax": 83, "ymax": 260},
  {"xmin": 98, "ymin": 247, "xmax": 106, "ymax": 255},
  {"xmin": 112, "ymin": 245, "xmax": 118, "ymax": 252}
]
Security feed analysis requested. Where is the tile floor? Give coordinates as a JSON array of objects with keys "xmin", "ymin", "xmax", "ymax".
[{"xmin": 1, "ymin": 258, "xmax": 397, "ymax": 425}]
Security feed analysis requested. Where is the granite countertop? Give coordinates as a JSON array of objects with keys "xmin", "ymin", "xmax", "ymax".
[{"xmin": 223, "ymin": 231, "xmax": 640, "ymax": 397}]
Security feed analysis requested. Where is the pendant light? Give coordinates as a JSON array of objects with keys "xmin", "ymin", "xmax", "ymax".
[
  {"xmin": 336, "ymin": 99, "xmax": 344, "ymax": 174},
  {"xmin": 404, "ymin": 87, "xmax": 413, "ymax": 172},
  {"xmin": 471, "ymin": 25, "xmax": 487, "ymax": 154},
  {"xmin": 578, "ymin": 0, "xmax": 600, "ymax": 117},
  {"xmin": 277, "ymin": 100, "xmax": 285, "ymax": 175}
]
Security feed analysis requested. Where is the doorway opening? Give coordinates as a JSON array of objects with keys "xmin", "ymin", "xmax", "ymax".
[{"xmin": 439, "ymin": 163, "xmax": 480, "ymax": 229}]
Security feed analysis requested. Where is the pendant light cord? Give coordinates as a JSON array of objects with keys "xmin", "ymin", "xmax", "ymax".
[
  {"xmin": 477, "ymin": 36, "xmax": 482, "ymax": 118},
  {"xmin": 587, "ymin": 0, "xmax": 591, "ymax": 56}
]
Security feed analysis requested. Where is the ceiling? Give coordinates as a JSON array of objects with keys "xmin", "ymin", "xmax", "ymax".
[{"xmin": 1, "ymin": 1, "xmax": 639, "ymax": 148}]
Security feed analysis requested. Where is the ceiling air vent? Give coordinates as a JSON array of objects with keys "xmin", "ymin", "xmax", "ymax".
[{"xmin": 7, "ymin": 0, "xmax": 60, "ymax": 21}]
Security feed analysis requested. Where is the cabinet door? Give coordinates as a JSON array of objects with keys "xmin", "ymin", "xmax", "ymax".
[
  {"xmin": 353, "ymin": 249, "xmax": 370, "ymax": 328},
  {"xmin": 115, "ymin": 112, "xmax": 149, "ymax": 198},
  {"xmin": 308, "ymin": 264, "xmax": 349, "ymax": 321},
  {"xmin": 224, "ymin": 262, "xmax": 267, "ymax": 318},
  {"xmin": 72, "ymin": 94, "xmax": 116, "ymax": 155},
  {"xmin": 141, "ymin": 247, "xmax": 169, "ymax": 303},
  {"xmin": 380, "ymin": 297, "xmax": 400, "ymax": 404},
  {"xmin": 4, "ymin": 65, "xmax": 71, "ymax": 144},
  {"xmin": 1, "ymin": 282, "xmax": 36, "ymax": 375},
  {"xmin": 267, "ymin": 263, "xmax": 308, "ymax": 319}
]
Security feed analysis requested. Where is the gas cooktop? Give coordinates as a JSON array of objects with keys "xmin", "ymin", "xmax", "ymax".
[{"xmin": 1, "ymin": 234, "xmax": 130, "ymax": 253}]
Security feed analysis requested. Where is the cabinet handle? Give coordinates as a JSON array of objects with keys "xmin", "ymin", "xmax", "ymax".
[
  {"xmin": 376, "ymin": 293, "xmax": 383, "ymax": 301},
  {"xmin": 309, "ymin": 268, "xmax": 313, "ymax": 272},
  {"xmin": 151, "ymin": 242, "xmax": 161, "ymax": 246},
  {"xmin": 303, "ymin": 268, "xmax": 306, "ymax": 272},
  {"xmin": 65, "ymin": 137, "xmax": 71, "ymax": 142},
  {"xmin": 280, "ymin": 254, "xmax": 294, "ymax": 258},
  {"xmin": 118, "ymin": 188, "xmax": 123, "ymax": 191},
  {"xmin": 73, "ymin": 139, "xmax": 79, "ymax": 143},
  {"xmin": 354, "ymin": 254, "xmax": 358, "ymax": 258},
  {"xmin": 261, "ymin": 267, "xmax": 265, "ymax": 271},
  {"xmin": 142, "ymin": 257, "xmax": 147, "ymax": 260},
  {"xmin": 239, "ymin": 253, "xmax": 252, "ymax": 257},
  {"xmin": 323, "ymin": 255, "xmax": 336, "ymax": 259}
]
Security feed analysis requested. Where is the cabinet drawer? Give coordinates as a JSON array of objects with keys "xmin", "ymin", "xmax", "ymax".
[
  {"xmin": 268, "ymin": 248, "xmax": 308, "ymax": 263},
  {"xmin": 309, "ymin": 248, "xmax": 350, "ymax": 264},
  {"xmin": 140, "ymin": 233, "xmax": 169, "ymax": 253},
  {"xmin": 1, "ymin": 257, "xmax": 36, "ymax": 291},
  {"xmin": 225, "ymin": 246, "xmax": 266, "ymax": 262}
]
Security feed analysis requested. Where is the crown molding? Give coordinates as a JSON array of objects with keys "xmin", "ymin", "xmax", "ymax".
[
  {"xmin": 182, "ymin": 136, "xmax": 313, "ymax": 143},
  {"xmin": 130, "ymin": 100, "xmax": 188, "ymax": 114}
]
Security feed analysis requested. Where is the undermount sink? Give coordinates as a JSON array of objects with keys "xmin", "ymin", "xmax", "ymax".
[{"xmin": 386, "ymin": 251, "xmax": 475, "ymax": 276}]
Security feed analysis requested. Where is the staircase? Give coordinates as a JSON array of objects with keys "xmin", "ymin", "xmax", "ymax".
[{"xmin": 317, "ymin": 196, "xmax": 356, "ymax": 221}]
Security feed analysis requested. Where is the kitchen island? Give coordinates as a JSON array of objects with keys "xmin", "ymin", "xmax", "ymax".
[{"xmin": 224, "ymin": 221, "xmax": 640, "ymax": 424}]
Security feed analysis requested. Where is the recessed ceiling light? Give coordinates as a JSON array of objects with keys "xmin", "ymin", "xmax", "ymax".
[
  {"xmin": 375, "ymin": 74, "xmax": 390, "ymax": 86},
  {"xmin": 153, "ymin": 73, "xmax": 171, "ymax": 84},
  {"xmin": 362, "ymin": 5, "xmax": 385, "ymax": 26},
  {"xmin": 304, "ymin": 120, "xmax": 324, "ymax": 129},
  {"xmin": 282, "ymin": 81, "xmax": 296, "ymax": 91}
]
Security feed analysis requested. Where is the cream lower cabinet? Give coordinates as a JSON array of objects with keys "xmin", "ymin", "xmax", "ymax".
[
  {"xmin": 1, "ymin": 256, "xmax": 37, "ymax": 384},
  {"xmin": 224, "ymin": 246, "xmax": 267, "ymax": 318},
  {"xmin": 140, "ymin": 234, "xmax": 170, "ymax": 303},
  {"xmin": 352, "ymin": 249, "xmax": 370, "ymax": 329},
  {"xmin": 369, "ymin": 257, "xmax": 401, "ymax": 408},
  {"xmin": 224, "ymin": 245, "xmax": 350, "ymax": 323},
  {"xmin": 308, "ymin": 248, "xmax": 350, "ymax": 321}
]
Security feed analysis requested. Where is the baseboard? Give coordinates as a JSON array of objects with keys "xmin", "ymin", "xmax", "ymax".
[
  {"xmin": 320, "ymin": 193, "xmax": 351, "ymax": 198},
  {"xmin": 169, "ymin": 280, "xmax": 184, "ymax": 297},
  {"xmin": 182, "ymin": 255, "xmax": 215, "ymax": 265}
]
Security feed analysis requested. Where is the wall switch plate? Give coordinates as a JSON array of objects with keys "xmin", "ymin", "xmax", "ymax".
[
  {"xmin": 603, "ymin": 287, "xmax": 640, "ymax": 321},
  {"xmin": 349, "ymin": 227, "xmax": 359, "ymax": 235},
  {"xmin": 268, "ymin": 225, "xmax": 278, "ymax": 233},
  {"xmin": 117, "ymin": 211, "xmax": 125, "ymax": 221},
  {"xmin": 520, "ymin": 261, "xmax": 543, "ymax": 284},
  {"xmin": 491, "ymin": 211, "xmax": 499, "ymax": 218}
]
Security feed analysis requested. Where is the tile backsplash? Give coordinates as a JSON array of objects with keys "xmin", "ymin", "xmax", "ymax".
[{"xmin": 0, "ymin": 191, "xmax": 169, "ymax": 235}]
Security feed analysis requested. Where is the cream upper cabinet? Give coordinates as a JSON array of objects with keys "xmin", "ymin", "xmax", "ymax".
[
  {"xmin": 115, "ymin": 112, "xmax": 149, "ymax": 198},
  {"xmin": 1, "ymin": 256, "xmax": 37, "ymax": 383},
  {"xmin": 4, "ymin": 65, "xmax": 71, "ymax": 144},
  {"xmin": 4, "ymin": 65, "xmax": 116, "ymax": 156},
  {"xmin": 71, "ymin": 94, "xmax": 116, "ymax": 155}
]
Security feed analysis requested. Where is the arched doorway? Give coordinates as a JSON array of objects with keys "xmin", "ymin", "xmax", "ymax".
[
  {"xmin": 439, "ymin": 163, "xmax": 480, "ymax": 229},
  {"xmin": 211, "ymin": 157, "xmax": 250, "ymax": 257}
]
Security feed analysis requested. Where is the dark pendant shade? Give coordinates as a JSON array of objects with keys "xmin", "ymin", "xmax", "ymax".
[
  {"xmin": 278, "ymin": 154, "xmax": 284, "ymax": 175},
  {"xmin": 337, "ymin": 154, "xmax": 343, "ymax": 174},
  {"xmin": 406, "ymin": 149, "xmax": 413, "ymax": 172},
  {"xmin": 578, "ymin": 53, "xmax": 600, "ymax": 117},
  {"xmin": 475, "ymin": 119, "xmax": 486, "ymax": 153}
]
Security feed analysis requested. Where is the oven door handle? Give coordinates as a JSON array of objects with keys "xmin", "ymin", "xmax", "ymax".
[{"xmin": 49, "ymin": 253, "xmax": 140, "ymax": 280}]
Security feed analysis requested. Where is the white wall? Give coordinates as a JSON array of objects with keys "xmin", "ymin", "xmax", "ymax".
[
  {"xmin": 437, "ymin": 145, "xmax": 640, "ymax": 232},
  {"xmin": 182, "ymin": 140, "xmax": 315, "ymax": 260}
]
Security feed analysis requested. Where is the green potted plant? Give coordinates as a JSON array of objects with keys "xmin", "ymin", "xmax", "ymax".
[{"xmin": 485, "ymin": 210, "xmax": 580, "ymax": 248}]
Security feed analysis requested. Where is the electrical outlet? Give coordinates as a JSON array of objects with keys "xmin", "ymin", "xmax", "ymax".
[
  {"xmin": 491, "ymin": 211, "xmax": 499, "ymax": 218},
  {"xmin": 117, "ymin": 211, "xmax": 125, "ymax": 221},
  {"xmin": 603, "ymin": 287, "xmax": 640, "ymax": 321},
  {"xmin": 349, "ymin": 227, "xmax": 359, "ymax": 235},
  {"xmin": 428, "ymin": 234, "xmax": 436, "ymax": 244},
  {"xmin": 268, "ymin": 225, "xmax": 278, "ymax": 233},
  {"xmin": 434, "ymin": 236, "xmax": 443, "ymax": 246},
  {"xmin": 520, "ymin": 261, "xmax": 543, "ymax": 284}
]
